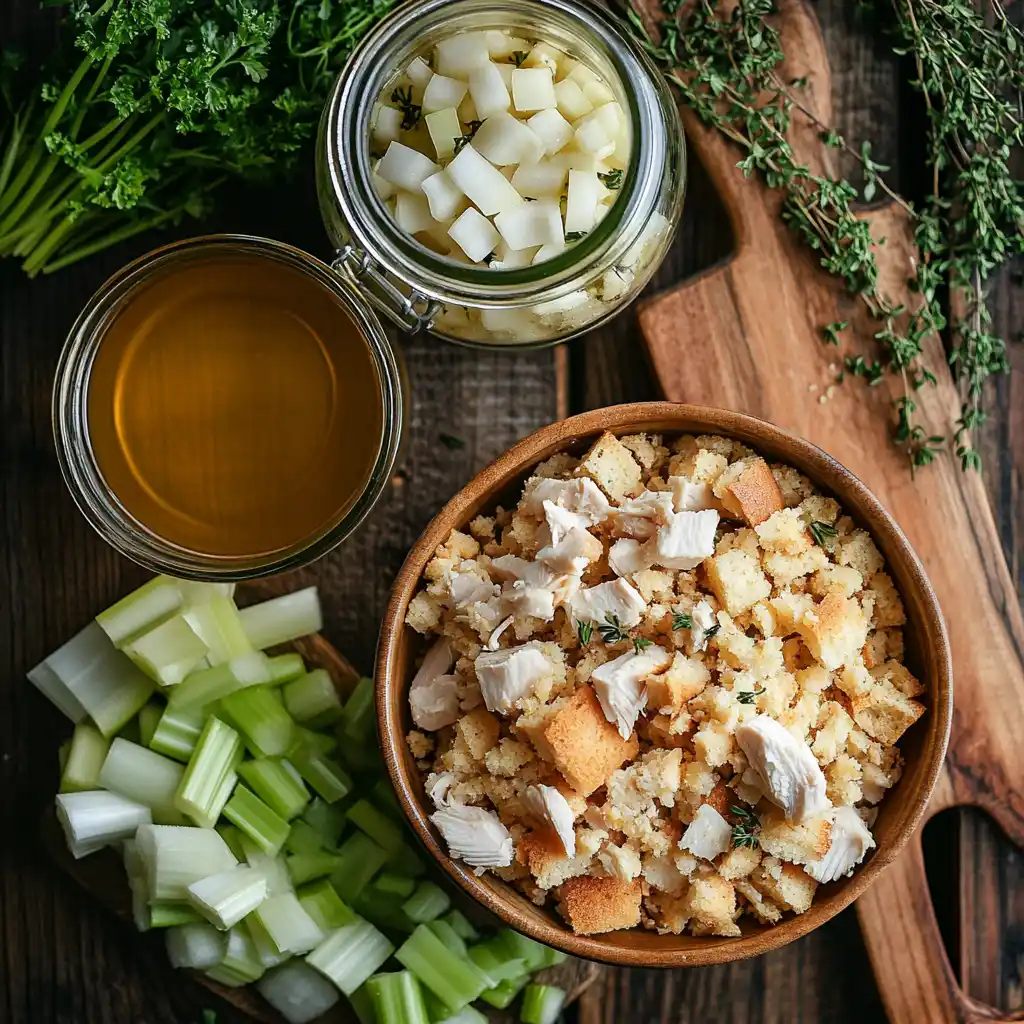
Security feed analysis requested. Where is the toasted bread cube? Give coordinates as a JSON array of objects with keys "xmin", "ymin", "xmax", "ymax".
[
  {"xmin": 705, "ymin": 548, "xmax": 772, "ymax": 615},
  {"xmin": 851, "ymin": 678, "xmax": 925, "ymax": 744},
  {"xmin": 542, "ymin": 686, "xmax": 638, "ymax": 795},
  {"xmin": 754, "ymin": 507, "xmax": 811, "ymax": 555},
  {"xmin": 714, "ymin": 457, "xmax": 784, "ymax": 526},
  {"xmin": 556, "ymin": 874, "xmax": 642, "ymax": 934},
  {"xmin": 754, "ymin": 859, "xmax": 818, "ymax": 914},
  {"xmin": 576, "ymin": 431, "xmax": 643, "ymax": 501},
  {"xmin": 682, "ymin": 875, "xmax": 740, "ymax": 937},
  {"xmin": 837, "ymin": 529, "xmax": 884, "ymax": 578},
  {"xmin": 869, "ymin": 659, "xmax": 924, "ymax": 698},
  {"xmin": 455, "ymin": 707, "xmax": 500, "ymax": 759},
  {"xmin": 719, "ymin": 844, "xmax": 762, "ymax": 881},
  {"xmin": 866, "ymin": 572, "xmax": 906, "ymax": 628},
  {"xmin": 734, "ymin": 879, "xmax": 783, "ymax": 923},
  {"xmin": 802, "ymin": 590, "xmax": 870, "ymax": 671},
  {"xmin": 517, "ymin": 828, "xmax": 592, "ymax": 890},
  {"xmin": 405, "ymin": 591, "xmax": 442, "ymax": 634},
  {"xmin": 647, "ymin": 652, "xmax": 710, "ymax": 711},
  {"xmin": 757, "ymin": 808, "xmax": 833, "ymax": 866},
  {"xmin": 810, "ymin": 564, "xmax": 863, "ymax": 599},
  {"xmin": 826, "ymin": 753, "xmax": 863, "ymax": 806}
]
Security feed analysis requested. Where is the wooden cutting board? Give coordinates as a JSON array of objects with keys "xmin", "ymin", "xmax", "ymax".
[{"xmin": 633, "ymin": 1, "xmax": 1024, "ymax": 1020}]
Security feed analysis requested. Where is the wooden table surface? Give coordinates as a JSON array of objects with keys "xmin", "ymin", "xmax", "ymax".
[{"xmin": 2, "ymin": 2, "xmax": 1022, "ymax": 1022}]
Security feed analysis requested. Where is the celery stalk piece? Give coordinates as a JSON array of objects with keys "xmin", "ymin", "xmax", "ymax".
[
  {"xmin": 224, "ymin": 784, "xmax": 291, "ymax": 855},
  {"xmin": 59, "ymin": 722, "xmax": 110, "ymax": 792},
  {"xmin": 239, "ymin": 587, "xmax": 322, "ymax": 650},
  {"xmin": 442, "ymin": 909, "xmax": 480, "ymax": 943},
  {"xmin": 257, "ymin": 960, "xmax": 342, "ymax": 1024},
  {"xmin": 375, "ymin": 873, "xmax": 416, "ymax": 898},
  {"xmin": 338, "ymin": 676, "xmax": 375, "ymax": 744},
  {"xmin": 348, "ymin": 986, "xmax": 377, "ymax": 1024},
  {"xmin": 205, "ymin": 925, "xmax": 265, "ymax": 985},
  {"xmin": 366, "ymin": 971, "xmax": 431, "ymax": 1024},
  {"xmin": 166, "ymin": 921, "xmax": 228, "ymax": 970},
  {"xmin": 149, "ymin": 903, "xmax": 204, "ymax": 928},
  {"xmin": 434, "ymin": 1006, "xmax": 488, "ymax": 1024},
  {"xmin": 169, "ymin": 651, "xmax": 272, "ymax": 711},
  {"xmin": 372, "ymin": 777, "xmax": 405, "ymax": 819},
  {"xmin": 351, "ymin": 887, "xmax": 416, "ymax": 935},
  {"xmin": 402, "ymin": 881, "xmax": 451, "ymax": 924},
  {"xmin": 187, "ymin": 865, "xmax": 268, "ymax": 930},
  {"xmin": 137, "ymin": 700, "xmax": 164, "ymax": 748},
  {"xmin": 55, "ymin": 791, "xmax": 151, "ymax": 858},
  {"xmin": 237, "ymin": 757, "xmax": 310, "ymax": 820},
  {"xmin": 245, "ymin": 913, "xmax": 292, "ymax": 969},
  {"xmin": 29, "ymin": 621, "xmax": 155, "ymax": 735},
  {"xmin": 124, "ymin": 838, "xmax": 152, "ymax": 932},
  {"xmin": 520, "ymin": 984, "xmax": 566, "ymax": 1024},
  {"xmin": 96, "ymin": 576, "xmax": 184, "ymax": 646},
  {"xmin": 426, "ymin": 920, "xmax": 468, "ymax": 958},
  {"xmin": 174, "ymin": 716, "xmax": 242, "ymax": 828},
  {"xmin": 330, "ymin": 832, "xmax": 389, "ymax": 902},
  {"xmin": 267, "ymin": 653, "xmax": 306, "ymax": 685},
  {"xmin": 221, "ymin": 685, "xmax": 296, "ymax": 757},
  {"xmin": 389, "ymin": 840, "xmax": 426, "ymax": 879},
  {"xmin": 174, "ymin": 579, "xmax": 235, "ymax": 603},
  {"xmin": 287, "ymin": 740, "xmax": 352, "ymax": 804},
  {"xmin": 536, "ymin": 945, "xmax": 568, "ymax": 968},
  {"xmin": 135, "ymin": 823, "xmax": 237, "ymax": 902},
  {"xmin": 183, "ymin": 594, "xmax": 252, "ymax": 666},
  {"xmin": 99, "ymin": 737, "xmax": 186, "ymax": 823},
  {"xmin": 306, "ymin": 917, "xmax": 394, "ymax": 995},
  {"xmin": 302, "ymin": 797, "xmax": 347, "ymax": 847},
  {"xmin": 253, "ymin": 892, "xmax": 325, "ymax": 955},
  {"xmin": 217, "ymin": 824, "xmax": 248, "ymax": 861},
  {"xmin": 283, "ymin": 669, "xmax": 344, "ymax": 728},
  {"xmin": 285, "ymin": 820, "xmax": 327, "ymax": 856},
  {"xmin": 57, "ymin": 740, "xmax": 71, "ymax": 774},
  {"xmin": 150, "ymin": 703, "xmax": 205, "ymax": 762},
  {"xmin": 395, "ymin": 924, "xmax": 489, "ymax": 1012},
  {"xmin": 297, "ymin": 879, "xmax": 356, "ymax": 931},
  {"xmin": 466, "ymin": 943, "xmax": 525, "ymax": 988},
  {"xmin": 239, "ymin": 835, "xmax": 294, "ymax": 896},
  {"xmin": 285, "ymin": 851, "xmax": 343, "ymax": 886},
  {"xmin": 478, "ymin": 975, "xmax": 528, "ymax": 1009},
  {"xmin": 123, "ymin": 615, "xmax": 209, "ymax": 686},
  {"xmin": 294, "ymin": 725, "xmax": 337, "ymax": 757},
  {"xmin": 348, "ymin": 799, "xmax": 406, "ymax": 854},
  {"xmin": 492, "ymin": 929, "xmax": 551, "ymax": 972}
]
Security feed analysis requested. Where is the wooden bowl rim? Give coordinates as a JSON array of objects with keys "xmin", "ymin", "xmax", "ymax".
[{"xmin": 375, "ymin": 401, "xmax": 953, "ymax": 967}]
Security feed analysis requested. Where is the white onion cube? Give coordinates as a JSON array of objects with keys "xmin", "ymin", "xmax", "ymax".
[
  {"xmin": 376, "ymin": 141, "xmax": 439, "ymax": 191},
  {"xmin": 448, "ymin": 207, "xmax": 501, "ymax": 262},
  {"xmin": 480, "ymin": 306, "xmax": 542, "ymax": 337},
  {"xmin": 372, "ymin": 166, "xmax": 394, "ymax": 201},
  {"xmin": 531, "ymin": 289, "xmax": 590, "ymax": 317},
  {"xmin": 512, "ymin": 67, "xmax": 557, "ymax": 112},
  {"xmin": 602, "ymin": 267, "xmax": 632, "ymax": 301},
  {"xmin": 525, "ymin": 43, "xmax": 563, "ymax": 73},
  {"xmin": 395, "ymin": 192, "xmax": 434, "ymax": 235},
  {"xmin": 532, "ymin": 240, "xmax": 566, "ymax": 264},
  {"xmin": 491, "ymin": 241, "xmax": 540, "ymax": 268},
  {"xmin": 584, "ymin": 80, "xmax": 616, "ymax": 107},
  {"xmin": 425, "ymin": 107, "xmax": 462, "ymax": 161},
  {"xmin": 372, "ymin": 105, "xmax": 402, "ymax": 146},
  {"xmin": 422, "ymin": 74, "xmax": 468, "ymax": 114},
  {"xmin": 526, "ymin": 108, "xmax": 574, "ymax": 155},
  {"xmin": 563, "ymin": 149, "xmax": 601, "ymax": 172},
  {"xmin": 435, "ymin": 33, "xmax": 490, "ymax": 78},
  {"xmin": 446, "ymin": 144, "xmax": 524, "ymax": 215},
  {"xmin": 458, "ymin": 94, "xmax": 479, "ymax": 124},
  {"xmin": 564, "ymin": 169, "xmax": 601, "ymax": 234},
  {"xmin": 469, "ymin": 63, "xmax": 511, "ymax": 119},
  {"xmin": 421, "ymin": 169, "xmax": 465, "ymax": 221},
  {"xmin": 594, "ymin": 102, "xmax": 625, "ymax": 137},
  {"xmin": 567, "ymin": 64, "xmax": 602, "ymax": 89},
  {"xmin": 510, "ymin": 158, "xmax": 567, "ymax": 198},
  {"xmin": 471, "ymin": 112, "xmax": 543, "ymax": 166},
  {"xmin": 554, "ymin": 79, "xmax": 593, "ymax": 120},
  {"xmin": 494, "ymin": 198, "xmax": 563, "ymax": 250},
  {"xmin": 407, "ymin": 57, "xmax": 433, "ymax": 88},
  {"xmin": 621, "ymin": 211, "xmax": 671, "ymax": 268},
  {"xmin": 556, "ymin": 57, "xmax": 579, "ymax": 82},
  {"xmin": 574, "ymin": 116, "xmax": 611, "ymax": 155}
]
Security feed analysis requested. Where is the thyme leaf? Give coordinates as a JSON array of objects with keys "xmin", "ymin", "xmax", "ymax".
[
  {"xmin": 577, "ymin": 620, "xmax": 594, "ymax": 646},
  {"xmin": 672, "ymin": 611, "xmax": 693, "ymax": 631},
  {"xmin": 390, "ymin": 85, "xmax": 421, "ymax": 130},
  {"xmin": 598, "ymin": 613, "xmax": 630, "ymax": 644}
]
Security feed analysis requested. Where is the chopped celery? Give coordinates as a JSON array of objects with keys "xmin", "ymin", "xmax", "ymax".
[
  {"xmin": 306, "ymin": 917, "xmax": 394, "ymax": 995},
  {"xmin": 267, "ymin": 652, "xmax": 306, "ymax": 685},
  {"xmin": 217, "ymin": 824, "xmax": 249, "ymax": 861},
  {"xmin": 348, "ymin": 799, "xmax": 406, "ymax": 854},
  {"xmin": 491, "ymin": 928, "xmax": 551, "ymax": 972},
  {"xmin": 330, "ymin": 832, "xmax": 389, "ymax": 902},
  {"xmin": 246, "ymin": 913, "xmax": 292, "ymax": 969},
  {"xmin": 238, "ymin": 757, "xmax": 310, "ymax": 820},
  {"xmin": 118, "ymin": 715, "xmax": 142, "ymax": 744},
  {"xmin": 123, "ymin": 614, "xmax": 208, "ymax": 686},
  {"xmin": 96, "ymin": 576, "xmax": 183, "ymax": 646},
  {"xmin": 348, "ymin": 986, "xmax": 377, "ymax": 1024},
  {"xmin": 426, "ymin": 920, "xmax": 467, "ymax": 958},
  {"xmin": 285, "ymin": 820, "xmax": 327, "ymax": 855},
  {"xmin": 166, "ymin": 921, "xmax": 228, "ymax": 970},
  {"xmin": 537, "ymin": 945, "xmax": 568, "ymax": 968},
  {"xmin": 372, "ymin": 777, "xmax": 404, "ymax": 818},
  {"xmin": 173, "ymin": 578, "xmax": 235, "ymax": 604},
  {"xmin": 137, "ymin": 700, "xmax": 164, "ymax": 748},
  {"xmin": 239, "ymin": 587, "xmax": 322, "ymax": 650},
  {"xmin": 205, "ymin": 925, "xmax": 265, "ymax": 986},
  {"xmin": 59, "ymin": 722, "xmax": 110, "ymax": 792},
  {"xmin": 124, "ymin": 838, "xmax": 151, "ymax": 932},
  {"xmin": 286, "ymin": 851, "xmax": 342, "ymax": 886},
  {"xmin": 257, "ymin": 960, "xmax": 341, "ymax": 1024},
  {"xmin": 402, "ymin": 881, "xmax": 451, "ymax": 924},
  {"xmin": 283, "ymin": 669, "xmax": 344, "ymax": 728},
  {"xmin": 149, "ymin": 703, "xmax": 205, "ymax": 762},
  {"xmin": 467, "ymin": 942, "xmax": 526, "ymax": 987},
  {"xmin": 375, "ymin": 873, "xmax": 416, "ymax": 898},
  {"xmin": 253, "ymin": 892, "xmax": 324, "ymax": 955},
  {"xmin": 520, "ymin": 984, "xmax": 566, "ymax": 1024},
  {"xmin": 174, "ymin": 716, "xmax": 242, "ymax": 828},
  {"xmin": 351, "ymin": 887, "xmax": 417, "ymax": 935},
  {"xmin": 294, "ymin": 725, "xmax": 337, "ymax": 757},
  {"xmin": 238, "ymin": 835, "xmax": 294, "ymax": 896},
  {"xmin": 169, "ymin": 651, "xmax": 272, "ymax": 710},
  {"xmin": 55, "ymin": 791, "xmax": 151, "ymax": 859},
  {"xmin": 99, "ymin": 737, "xmax": 185, "ymax": 823},
  {"xmin": 221, "ymin": 685, "xmax": 296, "ymax": 757},
  {"xmin": 287, "ymin": 740, "xmax": 352, "ymax": 803},
  {"xmin": 442, "ymin": 910, "xmax": 480, "ymax": 943},
  {"xmin": 183, "ymin": 594, "xmax": 252, "ymax": 665},
  {"xmin": 135, "ymin": 823, "xmax": 237, "ymax": 902},
  {"xmin": 302, "ymin": 797, "xmax": 347, "ymax": 847},
  {"xmin": 187, "ymin": 865, "xmax": 268, "ymax": 930},
  {"xmin": 434, "ymin": 1006, "xmax": 488, "ymax": 1024},
  {"xmin": 297, "ymin": 880, "xmax": 356, "ymax": 931},
  {"xmin": 395, "ymin": 924, "xmax": 489, "ymax": 1012},
  {"xmin": 149, "ymin": 903, "xmax": 204, "ymax": 929},
  {"xmin": 58, "ymin": 740, "xmax": 70, "ymax": 774},
  {"xmin": 478, "ymin": 974, "xmax": 529, "ymax": 1009},
  {"xmin": 389, "ymin": 840, "xmax": 426, "ymax": 879},
  {"xmin": 366, "ymin": 971, "xmax": 430, "ymax": 1024},
  {"xmin": 338, "ymin": 676, "xmax": 375, "ymax": 744},
  {"xmin": 29, "ymin": 621, "xmax": 155, "ymax": 735},
  {"xmin": 224, "ymin": 785, "xmax": 291, "ymax": 855}
]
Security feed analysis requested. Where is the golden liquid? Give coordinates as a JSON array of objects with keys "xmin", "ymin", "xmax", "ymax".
[{"xmin": 87, "ymin": 252, "xmax": 384, "ymax": 558}]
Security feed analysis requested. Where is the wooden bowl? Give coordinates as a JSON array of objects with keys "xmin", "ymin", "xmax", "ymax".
[{"xmin": 375, "ymin": 402, "xmax": 953, "ymax": 967}]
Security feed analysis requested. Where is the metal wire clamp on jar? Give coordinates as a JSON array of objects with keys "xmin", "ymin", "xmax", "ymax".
[{"xmin": 318, "ymin": 0, "xmax": 686, "ymax": 349}]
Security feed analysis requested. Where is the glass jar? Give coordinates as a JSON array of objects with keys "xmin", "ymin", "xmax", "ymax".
[
  {"xmin": 53, "ymin": 235, "xmax": 405, "ymax": 581},
  {"xmin": 318, "ymin": 0, "xmax": 686, "ymax": 348}
]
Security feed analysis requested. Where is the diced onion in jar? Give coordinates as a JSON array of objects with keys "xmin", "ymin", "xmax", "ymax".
[
  {"xmin": 422, "ymin": 74, "xmax": 469, "ymax": 114},
  {"xmin": 525, "ymin": 43, "xmax": 563, "ymax": 73},
  {"xmin": 435, "ymin": 33, "xmax": 491, "ymax": 77},
  {"xmin": 421, "ymin": 170, "xmax": 465, "ymax": 221},
  {"xmin": 471, "ymin": 112, "xmax": 543, "ymax": 166},
  {"xmin": 526, "ymin": 109, "xmax": 573, "ymax": 155},
  {"xmin": 510, "ymin": 159, "xmax": 567, "ymax": 199},
  {"xmin": 446, "ymin": 144, "xmax": 524, "ymax": 215},
  {"xmin": 448, "ymin": 208, "xmax": 502, "ymax": 262},
  {"xmin": 425, "ymin": 108, "xmax": 463, "ymax": 161},
  {"xmin": 372, "ymin": 105, "xmax": 402, "ymax": 147},
  {"xmin": 564, "ymin": 169, "xmax": 601, "ymax": 235},
  {"xmin": 532, "ymin": 241, "xmax": 565, "ymax": 263},
  {"xmin": 493, "ymin": 198, "xmax": 562, "ymax": 250},
  {"xmin": 512, "ymin": 68, "xmax": 557, "ymax": 112},
  {"xmin": 376, "ymin": 141, "xmax": 439, "ymax": 191},
  {"xmin": 468, "ymin": 63, "xmax": 512, "ymax": 119},
  {"xmin": 395, "ymin": 192, "xmax": 435, "ymax": 235},
  {"xmin": 406, "ymin": 56, "xmax": 433, "ymax": 88},
  {"xmin": 554, "ymin": 79, "xmax": 593, "ymax": 120}
]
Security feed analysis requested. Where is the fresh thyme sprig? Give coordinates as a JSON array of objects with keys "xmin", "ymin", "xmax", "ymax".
[
  {"xmin": 598, "ymin": 168, "xmax": 624, "ymax": 189},
  {"xmin": 598, "ymin": 613, "xmax": 630, "ymax": 644},
  {"xmin": 632, "ymin": 635, "xmax": 653, "ymax": 654},
  {"xmin": 672, "ymin": 611, "xmax": 693, "ymax": 631},
  {"xmin": 577, "ymin": 620, "xmax": 594, "ymax": 646},
  {"xmin": 453, "ymin": 119, "xmax": 483, "ymax": 154},
  {"xmin": 730, "ymin": 804, "xmax": 761, "ymax": 848},
  {"xmin": 736, "ymin": 685, "xmax": 765, "ymax": 705},
  {"xmin": 390, "ymin": 85, "xmax": 422, "ymax": 130},
  {"xmin": 807, "ymin": 519, "xmax": 838, "ymax": 552}
]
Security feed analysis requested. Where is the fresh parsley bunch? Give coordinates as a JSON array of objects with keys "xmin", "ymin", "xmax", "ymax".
[{"xmin": 0, "ymin": 0, "xmax": 396, "ymax": 276}]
